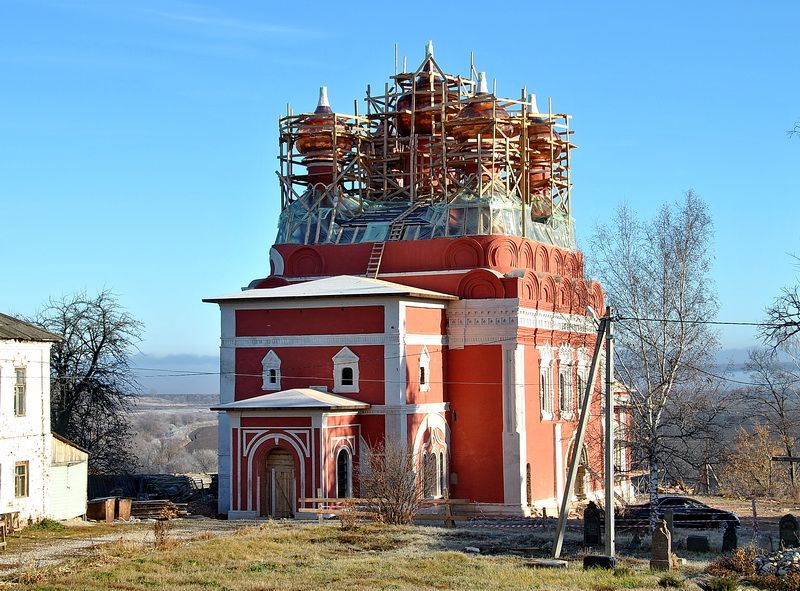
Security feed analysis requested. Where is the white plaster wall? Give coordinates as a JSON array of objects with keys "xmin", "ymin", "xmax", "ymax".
[
  {"xmin": 0, "ymin": 340, "xmax": 53, "ymax": 523},
  {"xmin": 46, "ymin": 461, "xmax": 88, "ymax": 520}
]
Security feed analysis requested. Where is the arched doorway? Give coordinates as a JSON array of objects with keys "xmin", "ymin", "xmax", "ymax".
[{"xmin": 260, "ymin": 448, "xmax": 295, "ymax": 518}]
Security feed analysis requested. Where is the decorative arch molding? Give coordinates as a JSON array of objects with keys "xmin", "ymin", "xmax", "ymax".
[
  {"xmin": 519, "ymin": 241, "xmax": 535, "ymax": 270},
  {"xmin": 486, "ymin": 237, "xmax": 519, "ymax": 270},
  {"xmin": 540, "ymin": 276, "xmax": 556, "ymax": 305},
  {"xmin": 457, "ymin": 269, "xmax": 505, "ymax": 299},
  {"xmin": 521, "ymin": 272, "xmax": 539, "ymax": 302},
  {"xmin": 412, "ymin": 412, "xmax": 450, "ymax": 458},
  {"xmin": 590, "ymin": 282, "xmax": 605, "ymax": 313},
  {"xmin": 443, "ymin": 237, "xmax": 484, "ymax": 269},
  {"xmin": 550, "ymin": 249, "xmax": 564, "ymax": 276},
  {"xmin": 565, "ymin": 253, "xmax": 580, "ymax": 279},
  {"xmin": 535, "ymin": 245, "xmax": 550, "ymax": 273},
  {"xmin": 288, "ymin": 247, "xmax": 324, "ymax": 277},
  {"xmin": 243, "ymin": 432, "xmax": 309, "ymax": 515}
]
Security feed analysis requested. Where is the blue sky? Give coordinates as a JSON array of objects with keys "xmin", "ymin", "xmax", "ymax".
[{"xmin": 2, "ymin": 0, "xmax": 799, "ymax": 363}]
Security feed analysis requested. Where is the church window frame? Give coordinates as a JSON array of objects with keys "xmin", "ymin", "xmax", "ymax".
[
  {"xmin": 261, "ymin": 350, "xmax": 281, "ymax": 391},
  {"xmin": 419, "ymin": 346, "xmax": 431, "ymax": 392},
  {"xmin": 333, "ymin": 347, "xmax": 359, "ymax": 394}
]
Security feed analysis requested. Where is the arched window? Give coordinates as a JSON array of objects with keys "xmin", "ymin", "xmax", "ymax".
[
  {"xmin": 333, "ymin": 347, "xmax": 359, "ymax": 393},
  {"xmin": 261, "ymin": 350, "xmax": 281, "ymax": 391},
  {"xmin": 336, "ymin": 448, "xmax": 352, "ymax": 498}
]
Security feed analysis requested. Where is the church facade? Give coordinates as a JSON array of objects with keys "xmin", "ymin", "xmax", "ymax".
[{"xmin": 206, "ymin": 44, "xmax": 629, "ymax": 518}]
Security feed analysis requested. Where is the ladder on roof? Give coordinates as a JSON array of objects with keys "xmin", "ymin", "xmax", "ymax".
[
  {"xmin": 366, "ymin": 224, "xmax": 404, "ymax": 278},
  {"xmin": 365, "ymin": 203, "xmax": 423, "ymax": 278}
]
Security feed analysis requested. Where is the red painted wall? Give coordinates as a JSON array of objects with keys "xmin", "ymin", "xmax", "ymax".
[
  {"xmin": 405, "ymin": 306, "xmax": 446, "ymax": 334},
  {"xmin": 235, "ymin": 345, "xmax": 385, "ymax": 404},
  {"xmin": 405, "ymin": 344, "xmax": 445, "ymax": 405},
  {"xmin": 446, "ymin": 344, "xmax": 504, "ymax": 503},
  {"xmin": 236, "ymin": 306, "xmax": 384, "ymax": 336}
]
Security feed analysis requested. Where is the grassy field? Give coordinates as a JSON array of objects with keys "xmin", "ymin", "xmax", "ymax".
[{"xmin": 11, "ymin": 520, "xmax": 704, "ymax": 591}]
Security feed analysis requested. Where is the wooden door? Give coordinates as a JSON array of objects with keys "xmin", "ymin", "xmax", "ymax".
[{"xmin": 261, "ymin": 449, "xmax": 295, "ymax": 518}]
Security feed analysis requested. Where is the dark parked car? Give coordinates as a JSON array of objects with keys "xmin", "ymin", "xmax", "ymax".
[{"xmin": 613, "ymin": 496, "xmax": 740, "ymax": 530}]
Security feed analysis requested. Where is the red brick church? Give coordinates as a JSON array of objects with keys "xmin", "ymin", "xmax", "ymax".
[{"xmin": 206, "ymin": 43, "xmax": 629, "ymax": 519}]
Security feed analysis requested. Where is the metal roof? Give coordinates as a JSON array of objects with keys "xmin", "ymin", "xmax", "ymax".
[
  {"xmin": 0, "ymin": 313, "xmax": 61, "ymax": 342},
  {"xmin": 204, "ymin": 275, "xmax": 457, "ymax": 303},
  {"xmin": 211, "ymin": 388, "xmax": 369, "ymax": 411}
]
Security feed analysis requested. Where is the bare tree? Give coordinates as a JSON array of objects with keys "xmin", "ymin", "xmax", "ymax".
[
  {"xmin": 590, "ymin": 191, "xmax": 718, "ymax": 528},
  {"xmin": 739, "ymin": 348, "xmax": 800, "ymax": 489},
  {"xmin": 357, "ymin": 440, "xmax": 428, "ymax": 525},
  {"xmin": 720, "ymin": 425, "xmax": 782, "ymax": 498},
  {"xmin": 30, "ymin": 290, "xmax": 143, "ymax": 473}
]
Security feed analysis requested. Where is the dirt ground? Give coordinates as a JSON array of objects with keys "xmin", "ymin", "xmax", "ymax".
[
  {"xmin": 0, "ymin": 517, "xmax": 247, "ymax": 580},
  {"xmin": 0, "ymin": 494, "xmax": 793, "ymax": 585}
]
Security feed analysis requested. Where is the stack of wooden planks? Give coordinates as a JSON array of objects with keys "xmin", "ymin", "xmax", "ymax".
[{"xmin": 131, "ymin": 500, "xmax": 188, "ymax": 520}]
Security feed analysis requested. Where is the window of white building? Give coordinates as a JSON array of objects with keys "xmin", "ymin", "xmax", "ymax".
[
  {"xmin": 14, "ymin": 367, "xmax": 26, "ymax": 416},
  {"xmin": 15, "ymin": 462, "xmax": 28, "ymax": 498},
  {"xmin": 333, "ymin": 347, "xmax": 359, "ymax": 393},
  {"xmin": 261, "ymin": 350, "xmax": 281, "ymax": 391}
]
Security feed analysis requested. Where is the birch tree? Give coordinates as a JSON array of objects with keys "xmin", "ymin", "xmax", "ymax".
[{"xmin": 590, "ymin": 191, "xmax": 718, "ymax": 528}]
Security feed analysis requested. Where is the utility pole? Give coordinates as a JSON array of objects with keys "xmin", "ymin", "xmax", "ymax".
[
  {"xmin": 553, "ymin": 309, "xmax": 606, "ymax": 558},
  {"xmin": 604, "ymin": 306, "xmax": 615, "ymax": 557}
]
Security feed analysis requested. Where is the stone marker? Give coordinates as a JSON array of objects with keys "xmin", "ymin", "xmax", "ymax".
[
  {"xmin": 722, "ymin": 522, "xmax": 738, "ymax": 552},
  {"xmin": 664, "ymin": 509, "xmax": 675, "ymax": 540},
  {"xmin": 780, "ymin": 514, "xmax": 800, "ymax": 549},
  {"xmin": 686, "ymin": 535, "xmax": 711, "ymax": 552},
  {"xmin": 650, "ymin": 519, "xmax": 672, "ymax": 571},
  {"xmin": 583, "ymin": 501, "xmax": 602, "ymax": 547}
]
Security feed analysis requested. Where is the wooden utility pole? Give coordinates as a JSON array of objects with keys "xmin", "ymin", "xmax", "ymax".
[
  {"xmin": 553, "ymin": 310, "xmax": 606, "ymax": 558},
  {"xmin": 604, "ymin": 306, "xmax": 615, "ymax": 557}
]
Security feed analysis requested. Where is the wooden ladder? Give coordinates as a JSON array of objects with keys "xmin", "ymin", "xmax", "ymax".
[{"xmin": 365, "ymin": 223, "xmax": 404, "ymax": 278}]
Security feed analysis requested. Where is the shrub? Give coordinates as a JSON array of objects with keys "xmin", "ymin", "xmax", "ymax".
[
  {"xmin": 28, "ymin": 518, "xmax": 66, "ymax": 532},
  {"xmin": 358, "ymin": 441, "xmax": 426, "ymax": 525},
  {"xmin": 658, "ymin": 573, "xmax": 684, "ymax": 588},
  {"xmin": 706, "ymin": 576, "xmax": 737, "ymax": 591},
  {"xmin": 707, "ymin": 546, "xmax": 756, "ymax": 577}
]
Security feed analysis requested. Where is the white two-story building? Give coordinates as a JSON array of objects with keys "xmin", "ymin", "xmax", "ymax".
[{"xmin": 0, "ymin": 313, "xmax": 88, "ymax": 523}]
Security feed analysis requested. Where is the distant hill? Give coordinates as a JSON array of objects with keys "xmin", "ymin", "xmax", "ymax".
[{"xmin": 130, "ymin": 353, "xmax": 219, "ymax": 396}]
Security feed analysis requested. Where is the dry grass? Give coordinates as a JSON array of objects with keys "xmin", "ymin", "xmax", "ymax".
[{"xmin": 12, "ymin": 521, "xmax": 683, "ymax": 590}]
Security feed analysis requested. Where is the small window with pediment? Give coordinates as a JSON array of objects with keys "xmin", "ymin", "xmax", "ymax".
[
  {"xmin": 333, "ymin": 347, "xmax": 359, "ymax": 393},
  {"xmin": 261, "ymin": 350, "xmax": 281, "ymax": 391}
]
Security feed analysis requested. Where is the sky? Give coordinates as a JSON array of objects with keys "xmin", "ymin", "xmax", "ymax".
[{"xmin": 2, "ymin": 0, "xmax": 799, "ymax": 381}]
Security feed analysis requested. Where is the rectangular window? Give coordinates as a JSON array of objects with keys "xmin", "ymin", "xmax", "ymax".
[
  {"xmin": 15, "ymin": 462, "xmax": 28, "ymax": 498},
  {"xmin": 14, "ymin": 368, "xmax": 26, "ymax": 416}
]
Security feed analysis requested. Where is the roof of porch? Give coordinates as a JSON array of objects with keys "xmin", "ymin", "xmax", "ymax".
[{"xmin": 211, "ymin": 388, "xmax": 369, "ymax": 412}]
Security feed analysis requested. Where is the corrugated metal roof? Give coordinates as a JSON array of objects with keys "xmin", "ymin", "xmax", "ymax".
[
  {"xmin": 0, "ymin": 313, "xmax": 61, "ymax": 342},
  {"xmin": 204, "ymin": 275, "xmax": 457, "ymax": 303},
  {"xmin": 211, "ymin": 388, "xmax": 369, "ymax": 411}
]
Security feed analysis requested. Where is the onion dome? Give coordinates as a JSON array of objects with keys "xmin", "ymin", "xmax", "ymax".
[
  {"xmin": 396, "ymin": 42, "xmax": 457, "ymax": 136},
  {"xmin": 526, "ymin": 92, "xmax": 562, "ymax": 163},
  {"xmin": 451, "ymin": 72, "xmax": 513, "ymax": 142},
  {"xmin": 296, "ymin": 86, "xmax": 353, "ymax": 156}
]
